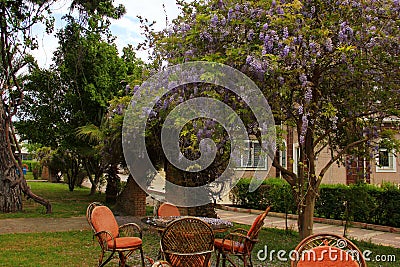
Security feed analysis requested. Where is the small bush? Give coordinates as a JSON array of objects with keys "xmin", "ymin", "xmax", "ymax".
[{"xmin": 230, "ymin": 178, "xmax": 400, "ymax": 227}]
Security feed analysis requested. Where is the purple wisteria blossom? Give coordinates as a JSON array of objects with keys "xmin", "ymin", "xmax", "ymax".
[
  {"xmin": 210, "ymin": 14, "xmax": 218, "ymax": 27},
  {"xmin": 283, "ymin": 27, "xmax": 289, "ymax": 39},
  {"xmin": 298, "ymin": 105, "xmax": 304, "ymax": 115},
  {"xmin": 325, "ymin": 38, "xmax": 333, "ymax": 52},
  {"xmin": 282, "ymin": 45, "xmax": 290, "ymax": 57},
  {"xmin": 300, "ymin": 114, "xmax": 309, "ymax": 145},
  {"xmin": 304, "ymin": 88, "xmax": 312, "ymax": 104},
  {"xmin": 227, "ymin": 9, "xmax": 233, "ymax": 21},
  {"xmin": 330, "ymin": 116, "xmax": 338, "ymax": 130},
  {"xmin": 247, "ymin": 29, "xmax": 254, "ymax": 40},
  {"xmin": 299, "ymin": 73, "xmax": 307, "ymax": 87}
]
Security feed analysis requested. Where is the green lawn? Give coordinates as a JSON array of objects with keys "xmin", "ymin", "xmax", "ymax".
[
  {"xmin": 0, "ymin": 182, "xmax": 399, "ymax": 266},
  {"xmin": 0, "ymin": 227, "xmax": 398, "ymax": 266},
  {"xmin": 24, "ymin": 171, "xmax": 34, "ymax": 180},
  {"xmin": 0, "ymin": 182, "xmax": 105, "ymax": 219}
]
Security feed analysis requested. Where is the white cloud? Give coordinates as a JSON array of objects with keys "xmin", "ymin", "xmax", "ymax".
[{"xmin": 31, "ymin": 0, "xmax": 182, "ymax": 67}]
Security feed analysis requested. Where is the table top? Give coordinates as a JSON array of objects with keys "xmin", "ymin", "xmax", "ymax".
[{"xmin": 141, "ymin": 216, "xmax": 233, "ymax": 232}]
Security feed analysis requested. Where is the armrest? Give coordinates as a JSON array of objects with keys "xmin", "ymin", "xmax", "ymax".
[
  {"xmin": 229, "ymin": 228, "xmax": 248, "ymax": 235},
  {"xmin": 119, "ymin": 223, "xmax": 143, "ymax": 239},
  {"xmin": 94, "ymin": 230, "xmax": 115, "ymax": 251},
  {"xmin": 220, "ymin": 228, "xmax": 258, "ymax": 253}
]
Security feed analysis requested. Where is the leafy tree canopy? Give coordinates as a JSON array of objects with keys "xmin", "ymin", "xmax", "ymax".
[{"xmin": 140, "ymin": 0, "xmax": 399, "ymax": 238}]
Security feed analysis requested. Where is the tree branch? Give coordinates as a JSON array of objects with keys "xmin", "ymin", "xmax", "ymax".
[{"xmin": 317, "ymin": 136, "xmax": 369, "ymax": 188}]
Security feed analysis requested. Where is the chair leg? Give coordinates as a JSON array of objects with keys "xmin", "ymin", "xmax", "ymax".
[
  {"xmin": 119, "ymin": 252, "xmax": 126, "ymax": 267},
  {"xmin": 215, "ymin": 251, "xmax": 220, "ymax": 267},
  {"xmin": 221, "ymin": 253, "xmax": 227, "ymax": 267},
  {"xmin": 140, "ymin": 247, "xmax": 145, "ymax": 267},
  {"xmin": 98, "ymin": 251, "xmax": 104, "ymax": 267},
  {"xmin": 100, "ymin": 250, "xmax": 115, "ymax": 267}
]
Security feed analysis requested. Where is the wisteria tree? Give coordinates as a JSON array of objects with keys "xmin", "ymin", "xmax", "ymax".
[{"xmin": 142, "ymin": 0, "xmax": 400, "ymax": 238}]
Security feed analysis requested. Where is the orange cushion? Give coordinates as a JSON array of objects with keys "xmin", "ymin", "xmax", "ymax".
[
  {"xmin": 91, "ymin": 206, "xmax": 119, "ymax": 239},
  {"xmin": 107, "ymin": 237, "xmax": 142, "ymax": 249},
  {"xmin": 247, "ymin": 213, "xmax": 263, "ymax": 237},
  {"xmin": 297, "ymin": 246, "xmax": 359, "ymax": 267},
  {"xmin": 214, "ymin": 238, "xmax": 245, "ymax": 253}
]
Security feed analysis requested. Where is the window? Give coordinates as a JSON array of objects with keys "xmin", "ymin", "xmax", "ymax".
[
  {"xmin": 238, "ymin": 140, "xmax": 268, "ymax": 169},
  {"xmin": 279, "ymin": 141, "xmax": 287, "ymax": 169},
  {"xmin": 376, "ymin": 148, "xmax": 396, "ymax": 173},
  {"xmin": 293, "ymin": 144, "xmax": 301, "ymax": 175}
]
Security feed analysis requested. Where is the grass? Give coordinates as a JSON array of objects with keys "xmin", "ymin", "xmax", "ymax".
[
  {"xmin": 24, "ymin": 171, "xmax": 34, "ymax": 180},
  {"xmin": 0, "ymin": 226, "xmax": 399, "ymax": 266},
  {"xmin": 0, "ymin": 181, "xmax": 105, "ymax": 219},
  {"xmin": 0, "ymin": 182, "xmax": 399, "ymax": 266}
]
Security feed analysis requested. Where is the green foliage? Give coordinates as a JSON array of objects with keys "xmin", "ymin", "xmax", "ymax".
[
  {"xmin": 15, "ymin": 1, "xmax": 142, "ymax": 194},
  {"xmin": 230, "ymin": 178, "xmax": 297, "ymax": 213},
  {"xmin": 141, "ymin": 0, "xmax": 399, "ymax": 236},
  {"xmin": 231, "ymin": 179, "xmax": 400, "ymax": 227}
]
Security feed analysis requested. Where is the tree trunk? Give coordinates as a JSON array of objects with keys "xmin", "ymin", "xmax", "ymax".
[
  {"xmin": 83, "ymin": 158, "xmax": 103, "ymax": 195},
  {"xmin": 90, "ymin": 174, "xmax": 99, "ymax": 195},
  {"xmin": 105, "ymin": 164, "xmax": 120, "ymax": 204},
  {"xmin": 298, "ymin": 190, "xmax": 317, "ymax": 240},
  {"xmin": 0, "ymin": 102, "xmax": 51, "ymax": 213},
  {"xmin": 165, "ymin": 162, "xmax": 216, "ymax": 217},
  {"xmin": 0, "ymin": 105, "xmax": 22, "ymax": 212}
]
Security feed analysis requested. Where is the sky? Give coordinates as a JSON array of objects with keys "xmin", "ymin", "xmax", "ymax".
[{"xmin": 32, "ymin": 0, "xmax": 182, "ymax": 67}]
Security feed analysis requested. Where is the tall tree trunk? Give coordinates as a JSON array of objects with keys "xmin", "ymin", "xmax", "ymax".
[
  {"xmin": 83, "ymin": 159, "xmax": 102, "ymax": 195},
  {"xmin": 298, "ymin": 190, "xmax": 317, "ymax": 240},
  {"xmin": 0, "ymin": 103, "xmax": 22, "ymax": 212},
  {"xmin": 105, "ymin": 164, "xmax": 120, "ymax": 204},
  {"xmin": 0, "ymin": 102, "xmax": 51, "ymax": 213},
  {"xmin": 165, "ymin": 161, "xmax": 216, "ymax": 217}
]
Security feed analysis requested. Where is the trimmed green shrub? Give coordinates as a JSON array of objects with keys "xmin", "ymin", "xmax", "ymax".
[
  {"xmin": 229, "ymin": 178, "xmax": 296, "ymax": 213},
  {"xmin": 230, "ymin": 178, "xmax": 400, "ymax": 227}
]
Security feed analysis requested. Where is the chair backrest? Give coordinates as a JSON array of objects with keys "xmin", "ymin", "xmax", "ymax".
[
  {"xmin": 87, "ymin": 203, "xmax": 119, "ymax": 239},
  {"xmin": 160, "ymin": 217, "xmax": 214, "ymax": 267},
  {"xmin": 247, "ymin": 206, "xmax": 271, "ymax": 239},
  {"xmin": 297, "ymin": 246, "xmax": 359, "ymax": 267},
  {"xmin": 292, "ymin": 233, "xmax": 366, "ymax": 267},
  {"xmin": 158, "ymin": 203, "xmax": 181, "ymax": 217}
]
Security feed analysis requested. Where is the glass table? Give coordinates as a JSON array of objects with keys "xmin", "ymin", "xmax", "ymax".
[{"xmin": 142, "ymin": 216, "xmax": 233, "ymax": 233}]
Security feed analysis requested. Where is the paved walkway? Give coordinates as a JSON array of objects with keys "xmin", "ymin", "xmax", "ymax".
[{"xmin": 1, "ymin": 209, "xmax": 399, "ymax": 249}]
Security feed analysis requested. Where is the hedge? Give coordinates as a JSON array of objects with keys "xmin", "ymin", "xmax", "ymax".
[{"xmin": 229, "ymin": 178, "xmax": 400, "ymax": 228}]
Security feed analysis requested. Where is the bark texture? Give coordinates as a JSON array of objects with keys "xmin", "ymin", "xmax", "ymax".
[{"xmin": 0, "ymin": 101, "xmax": 51, "ymax": 213}]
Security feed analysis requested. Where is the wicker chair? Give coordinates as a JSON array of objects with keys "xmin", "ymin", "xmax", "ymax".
[
  {"xmin": 214, "ymin": 206, "xmax": 271, "ymax": 267},
  {"xmin": 158, "ymin": 203, "xmax": 181, "ymax": 217},
  {"xmin": 291, "ymin": 233, "xmax": 367, "ymax": 267},
  {"xmin": 86, "ymin": 202, "xmax": 145, "ymax": 267},
  {"xmin": 152, "ymin": 217, "xmax": 215, "ymax": 267}
]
